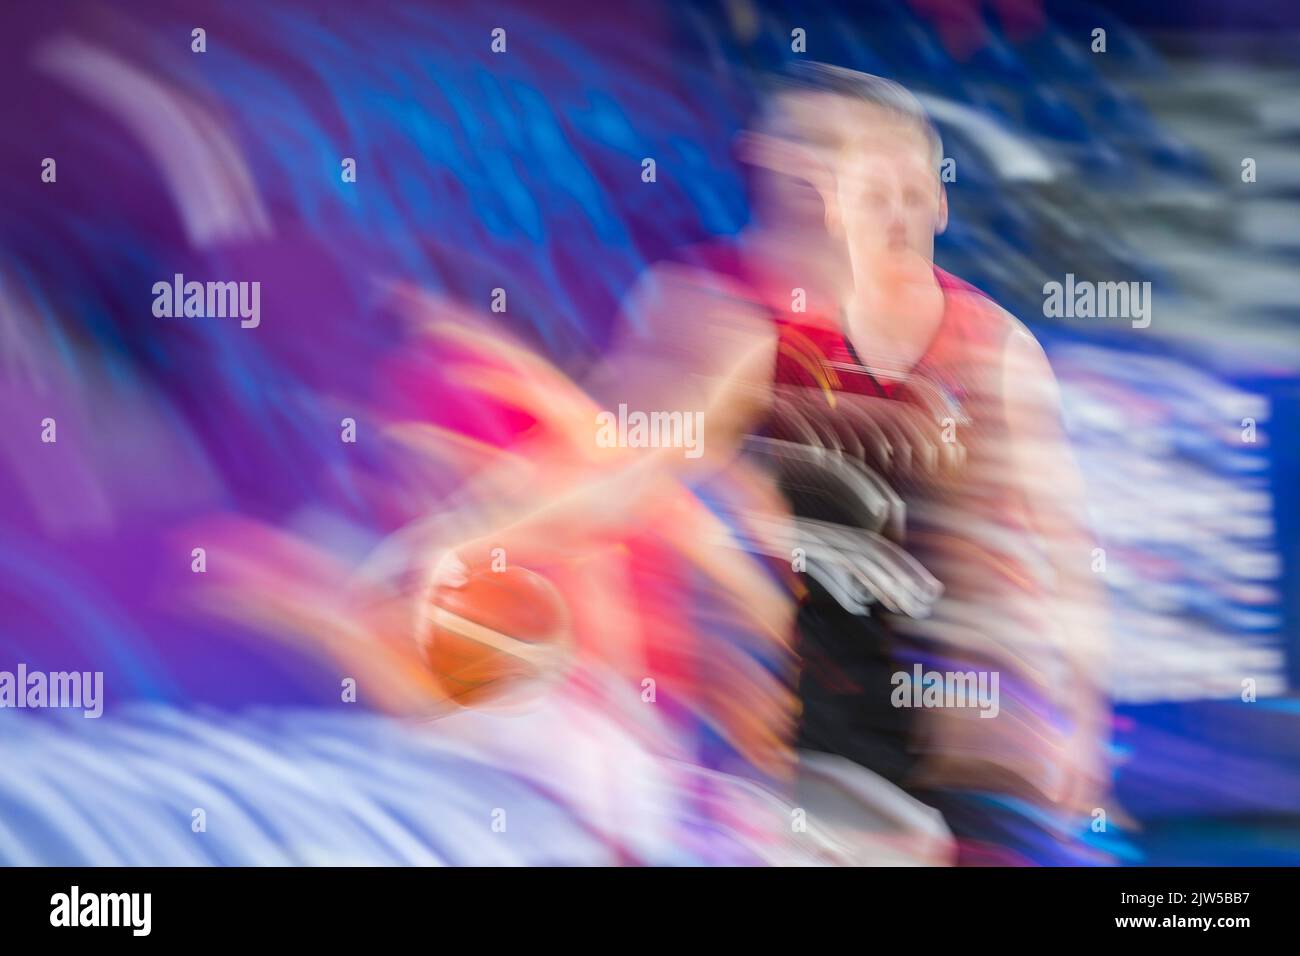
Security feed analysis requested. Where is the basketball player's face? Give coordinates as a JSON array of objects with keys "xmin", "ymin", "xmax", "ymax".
[
  {"xmin": 744, "ymin": 92, "xmax": 944, "ymax": 287},
  {"xmin": 825, "ymin": 109, "xmax": 945, "ymax": 275}
]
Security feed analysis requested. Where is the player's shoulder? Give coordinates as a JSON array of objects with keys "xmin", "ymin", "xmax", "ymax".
[{"xmin": 936, "ymin": 266, "xmax": 1039, "ymax": 354}]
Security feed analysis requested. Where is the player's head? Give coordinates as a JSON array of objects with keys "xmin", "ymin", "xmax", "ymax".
[{"xmin": 742, "ymin": 63, "xmax": 947, "ymax": 271}]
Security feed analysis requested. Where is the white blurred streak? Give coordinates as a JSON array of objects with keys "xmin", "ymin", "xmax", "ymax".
[
  {"xmin": 0, "ymin": 693, "xmax": 960, "ymax": 865},
  {"xmin": 35, "ymin": 36, "xmax": 271, "ymax": 247},
  {"xmin": 795, "ymin": 752, "xmax": 953, "ymax": 866},
  {"xmin": 0, "ymin": 705, "xmax": 643, "ymax": 865},
  {"xmin": 915, "ymin": 94, "xmax": 1056, "ymax": 183},
  {"xmin": 1054, "ymin": 343, "xmax": 1285, "ymax": 703}
]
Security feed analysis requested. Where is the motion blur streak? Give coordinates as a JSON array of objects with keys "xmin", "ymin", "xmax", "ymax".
[
  {"xmin": 2, "ymin": 0, "xmax": 1299, "ymax": 867},
  {"xmin": 36, "ymin": 36, "xmax": 272, "ymax": 246},
  {"xmin": 0, "ymin": 705, "xmax": 952, "ymax": 865}
]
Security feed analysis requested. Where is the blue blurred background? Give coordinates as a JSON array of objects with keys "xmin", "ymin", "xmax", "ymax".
[{"xmin": 1, "ymin": 0, "xmax": 1298, "ymax": 864}]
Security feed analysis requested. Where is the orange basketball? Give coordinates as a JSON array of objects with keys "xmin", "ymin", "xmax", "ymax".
[{"xmin": 422, "ymin": 565, "xmax": 571, "ymax": 706}]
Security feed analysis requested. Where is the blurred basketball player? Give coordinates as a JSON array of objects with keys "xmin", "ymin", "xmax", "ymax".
[
  {"xmin": 425, "ymin": 63, "xmax": 1112, "ymax": 864},
  {"xmin": 717, "ymin": 63, "xmax": 1112, "ymax": 864}
]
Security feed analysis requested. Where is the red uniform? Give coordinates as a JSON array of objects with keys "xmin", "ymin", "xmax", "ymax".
[{"xmin": 676, "ymin": 240, "xmax": 1072, "ymax": 817}]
